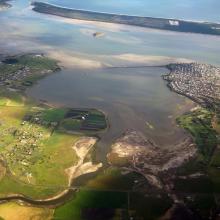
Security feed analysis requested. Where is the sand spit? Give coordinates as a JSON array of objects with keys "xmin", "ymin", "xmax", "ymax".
[{"xmin": 66, "ymin": 137, "xmax": 102, "ymax": 186}]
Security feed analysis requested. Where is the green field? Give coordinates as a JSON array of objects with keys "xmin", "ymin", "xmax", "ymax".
[
  {"xmin": 0, "ymin": 95, "xmax": 80, "ymax": 199},
  {"xmin": 53, "ymin": 189, "xmax": 172, "ymax": 220},
  {"xmin": 177, "ymin": 108, "xmax": 218, "ymax": 162},
  {"xmin": 0, "ymin": 55, "xmax": 83, "ymax": 199},
  {"xmin": 0, "ymin": 54, "xmax": 109, "ymax": 200},
  {"xmin": 175, "ymin": 107, "xmax": 219, "ymax": 177},
  {"xmin": 54, "ymin": 168, "xmax": 172, "ymax": 220},
  {"xmin": 59, "ymin": 109, "xmax": 107, "ymax": 133},
  {"xmin": 0, "ymin": 202, "xmax": 53, "ymax": 220},
  {"xmin": 174, "ymin": 107, "xmax": 220, "ymax": 218}
]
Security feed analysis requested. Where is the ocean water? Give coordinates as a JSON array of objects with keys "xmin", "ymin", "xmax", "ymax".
[
  {"xmin": 45, "ymin": 0, "xmax": 220, "ymax": 23},
  {"xmin": 1, "ymin": 1, "xmax": 220, "ymax": 66}
]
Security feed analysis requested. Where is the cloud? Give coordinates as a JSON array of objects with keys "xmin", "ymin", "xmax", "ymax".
[
  {"xmin": 47, "ymin": 50, "xmax": 103, "ymax": 69},
  {"xmin": 104, "ymin": 53, "xmax": 193, "ymax": 66}
]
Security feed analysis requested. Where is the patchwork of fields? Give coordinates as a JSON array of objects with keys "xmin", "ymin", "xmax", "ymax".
[{"xmin": 0, "ymin": 55, "xmax": 107, "ymax": 201}]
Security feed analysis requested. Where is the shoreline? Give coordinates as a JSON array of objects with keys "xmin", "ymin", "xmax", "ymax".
[
  {"xmin": 0, "ymin": 54, "xmax": 103, "ymax": 207},
  {"xmin": 0, "ymin": 57, "xmax": 218, "ymax": 210},
  {"xmin": 32, "ymin": 2, "xmax": 220, "ymax": 36},
  {"xmin": 33, "ymin": 2, "xmax": 220, "ymax": 24}
]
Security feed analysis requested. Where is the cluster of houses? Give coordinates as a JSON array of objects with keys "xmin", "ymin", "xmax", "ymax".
[
  {"xmin": 164, "ymin": 63, "xmax": 220, "ymax": 109},
  {"xmin": 0, "ymin": 66, "xmax": 31, "ymax": 86},
  {"xmin": 4, "ymin": 122, "xmax": 46, "ymax": 179},
  {"xmin": 0, "ymin": 55, "xmax": 53, "ymax": 89}
]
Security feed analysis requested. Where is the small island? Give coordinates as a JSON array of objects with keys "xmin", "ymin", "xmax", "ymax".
[{"xmin": 93, "ymin": 32, "xmax": 105, "ymax": 38}]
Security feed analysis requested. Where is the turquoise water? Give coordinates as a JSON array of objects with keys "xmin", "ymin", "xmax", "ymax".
[
  {"xmin": 1, "ymin": 0, "xmax": 220, "ymax": 66},
  {"xmin": 45, "ymin": 0, "xmax": 220, "ymax": 23}
]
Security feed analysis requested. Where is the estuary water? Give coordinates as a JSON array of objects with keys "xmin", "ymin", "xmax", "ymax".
[
  {"xmin": 27, "ymin": 67, "xmax": 190, "ymax": 148},
  {"xmin": 1, "ymin": 0, "xmax": 220, "ymax": 157},
  {"xmin": 44, "ymin": 0, "xmax": 220, "ymax": 23},
  {"xmin": 0, "ymin": 0, "xmax": 220, "ymax": 207}
]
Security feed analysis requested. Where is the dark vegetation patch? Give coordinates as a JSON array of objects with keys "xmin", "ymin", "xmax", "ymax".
[
  {"xmin": 82, "ymin": 208, "xmax": 116, "ymax": 220},
  {"xmin": 85, "ymin": 168, "xmax": 145, "ymax": 191},
  {"xmin": 174, "ymin": 176, "xmax": 213, "ymax": 194},
  {"xmin": 24, "ymin": 107, "xmax": 108, "ymax": 135},
  {"xmin": 177, "ymin": 108, "xmax": 218, "ymax": 162},
  {"xmin": 130, "ymin": 193, "xmax": 172, "ymax": 220},
  {"xmin": 59, "ymin": 109, "xmax": 107, "ymax": 132},
  {"xmin": 54, "ymin": 189, "xmax": 172, "ymax": 220},
  {"xmin": 170, "ymin": 204, "xmax": 202, "ymax": 220},
  {"xmin": 183, "ymin": 194, "xmax": 217, "ymax": 220},
  {"xmin": 2, "ymin": 58, "xmax": 18, "ymax": 64},
  {"xmin": 53, "ymin": 190, "xmax": 128, "ymax": 220},
  {"xmin": 174, "ymin": 107, "xmax": 220, "ymax": 219}
]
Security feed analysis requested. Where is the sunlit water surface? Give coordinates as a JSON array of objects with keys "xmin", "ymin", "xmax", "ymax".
[{"xmin": 0, "ymin": 0, "xmax": 220, "ymax": 163}]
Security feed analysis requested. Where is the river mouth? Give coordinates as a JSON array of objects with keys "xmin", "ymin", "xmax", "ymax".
[{"xmin": 26, "ymin": 65, "xmax": 193, "ymax": 162}]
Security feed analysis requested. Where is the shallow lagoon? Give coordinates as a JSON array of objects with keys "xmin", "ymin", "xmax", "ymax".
[
  {"xmin": 1, "ymin": 0, "xmax": 220, "ymax": 157},
  {"xmin": 27, "ymin": 66, "xmax": 192, "ymax": 164},
  {"xmin": 1, "ymin": 1, "xmax": 220, "ymax": 216}
]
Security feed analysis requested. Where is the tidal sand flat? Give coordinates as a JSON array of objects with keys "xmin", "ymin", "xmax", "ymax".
[{"xmin": 1, "ymin": 0, "xmax": 220, "ymax": 219}]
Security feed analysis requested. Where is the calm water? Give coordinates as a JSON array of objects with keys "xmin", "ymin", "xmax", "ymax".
[
  {"xmin": 27, "ymin": 66, "xmax": 191, "ymax": 159},
  {"xmin": 1, "ymin": 0, "xmax": 220, "ymax": 66},
  {"xmin": 0, "ymin": 0, "xmax": 220, "ymax": 157},
  {"xmin": 45, "ymin": 0, "xmax": 220, "ymax": 23}
]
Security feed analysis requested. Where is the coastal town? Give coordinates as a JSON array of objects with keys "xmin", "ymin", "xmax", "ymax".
[
  {"xmin": 0, "ymin": 54, "xmax": 60, "ymax": 90},
  {"xmin": 107, "ymin": 63, "xmax": 220, "ymax": 190},
  {"xmin": 163, "ymin": 63, "xmax": 220, "ymax": 110}
]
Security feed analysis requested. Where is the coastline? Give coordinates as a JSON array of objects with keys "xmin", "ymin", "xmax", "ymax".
[
  {"xmin": 0, "ymin": 54, "xmax": 104, "ymax": 207},
  {"xmin": 0, "ymin": 57, "xmax": 219, "ymax": 217},
  {"xmin": 31, "ymin": 2, "xmax": 220, "ymax": 36},
  {"xmin": 32, "ymin": 2, "xmax": 220, "ymax": 24}
]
